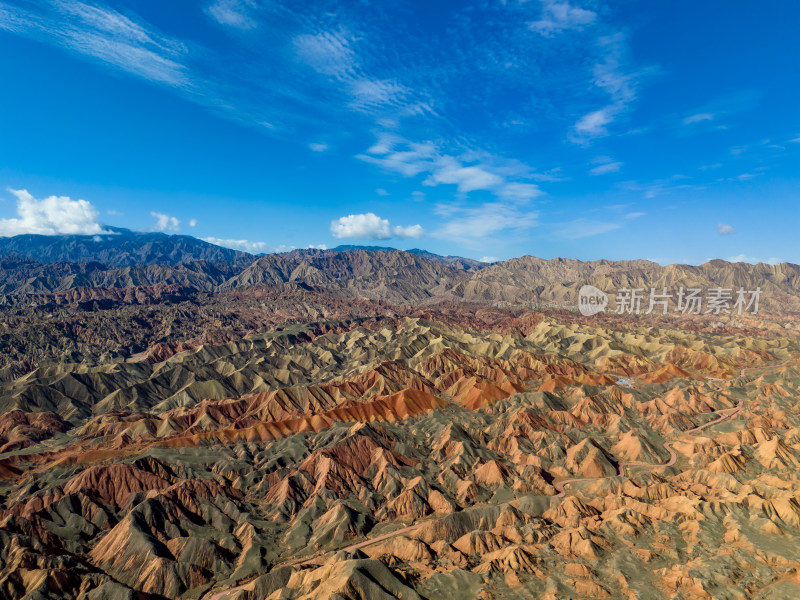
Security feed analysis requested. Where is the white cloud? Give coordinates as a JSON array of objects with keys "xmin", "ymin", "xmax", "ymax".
[
  {"xmin": 202, "ymin": 236, "xmax": 267, "ymax": 253},
  {"xmin": 358, "ymin": 136, "xmax": 438, "ymax": 177},
  {"xmin": 357, "ymin": 135, "xmax": 543, "ymax": 201},
  {"xmin": 151, "ymin": 211, "xmax": 180, "ymax": 232},
  {"xmin": 0, "ymin": 188, "xmax": 110, "ymax": 237},
  {"xmin": 330, "ymin": 212, "xmax": 424, "ymax": 239},
  {"xmin": 358, "ymin": 136, "xmax": 545, "ymax": 244},
  {"xmin": 717, "ymin": 223, "xmax": 735, "ymax": 235},
  {"xmin": 529, "ymin": 1, "xmax": 596, "ymax": 37},
  {"xmin": 375, "ymin": 188, "xmax": 389, "ymax": 196},
  {"xmin": 206, "ymin": 0, "xmax": 257, "ymax": 30},
  {"xmin": 684, "ymin": 112, "xmax": 714, "ymax": 125},
  {"xmin": 188, "ymin": 218, "xmax": 198, "ymax": 227},
  {"xmin": 307, "ymin": 243, "xmax": 328, "ymax": 250},
  {"xmin": 480, "ymin": 256, "xmax": 499, "ymax": 263},
  {"xmin": 572, "ymin": 108, "xmax": 614, "ymax": 141},
  {"xmin": 392, "ymin": 224, "xmax": 425, "ymax": 239},
  {"xmin": 423, "ymin": 158, "xmax": 504, "ymax": 193},
  {"xmin": 309, "ymin": 142, "xmax": 328, "ymax": 152},
  {"xmin": 331, "ymin": 213, "xmax": 391, "ymax": 239}
]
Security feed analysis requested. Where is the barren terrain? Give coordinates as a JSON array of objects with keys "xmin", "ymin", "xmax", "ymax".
[{"xmin": 1, "ymin": 239, "xmax": 800, "ymax": 599}]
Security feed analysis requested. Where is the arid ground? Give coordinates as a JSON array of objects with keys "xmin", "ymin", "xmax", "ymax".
[{"xmin": 2, "ymin": 240, "xmax": 800, "ymax": 599}]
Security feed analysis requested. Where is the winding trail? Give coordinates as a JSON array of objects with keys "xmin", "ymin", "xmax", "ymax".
[
  {"xmin": 554, "ymin": 399, "xmax": 746, "ymax": 498},
  {"xmin": 297, "ymin": 523, "xmax": 424, "ymax": 566},
  {"xmin": 554, "ymin": 358, "xmax": 792, "ymax": 498},
  {"xmin": 204, "ymin": 356, "xmax": 795, "ymax": 598}
]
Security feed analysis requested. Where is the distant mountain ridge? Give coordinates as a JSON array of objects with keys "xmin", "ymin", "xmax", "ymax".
[
  {"xmin": 0, "ymin": 228, "xmax": 253, "ymax": 267},
  {"xmin": 1, "ymin": 233, "xmax": 799, "ymax": 311}
]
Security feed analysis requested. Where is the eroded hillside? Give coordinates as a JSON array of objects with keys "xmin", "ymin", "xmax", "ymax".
[{"xmin": 2, "ymin": 307, "xmax": 800, "ymax": 599}]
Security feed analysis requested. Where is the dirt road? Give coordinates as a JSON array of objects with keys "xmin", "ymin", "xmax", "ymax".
[
  {"xmin": 298, "ymin": 523, "xmax": 424, "ymax": 566},
  {"xmin": 205, "ymin": 356, "xmax": 796, "ymax": 597},
  {"xmin": 554, "ymin": 361, "xmax": 766, "ymax": 498}
]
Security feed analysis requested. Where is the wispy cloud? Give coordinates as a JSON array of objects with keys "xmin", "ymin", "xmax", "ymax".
[
  {"xmin": 621, "ymin": 175, "xmax": 704, "ymax": 199},
  {"xmin": 718, "ymin": 172, "xmax": 759, "ymax": 182},
  {"xmin": 551, "ymin": 205, "xmax": 643, "ymax": 240},
  {"xmin": 1, "ymin": 0, "xmax": 667, "ymax": 256},
  {"xmin": 0, "ymin": 1, "xmax": 191, "ymax": 88},
  {"xmin": 348, "ymin": 78, "xmax": 409, "ymax": 112},
  {"xmin": 424, "ymin": 158, "xmax": 504, "ymax": 193},
  {"xmin": 293, "ymin": 30, "xmax": 356, "ymax": 80},
  {"xmin": 357, "ymin": 134, "xmax": 546, "ymax": 244},
  {"xmin": 683, "ymin": 112, "xmax": 714, "ymax": 125},
  {"xmin": 570, "ymin": 34, "xmax": 646, "ymax": 144},
  {"xmin": 529, "ymin": 0, "xmax": 596, "ymax": 37},
  {"xmin": 717, "ymin": 223, "xmax": 735, "ymax": 235},
  {"xmin": 435, "ymin": 203, "xmax": 538, "ymax": 242},
  {"xmin": 294, "ymin": 30, "xmax": 410, "ymax": 114},
  {"xmin": 678, "ymin": 91, "xmax": 759, "ymax": 134},
  {"xmin": 589, "ymin": 156, "xmax": 622, "ymax": 175},
  {"xmin": 496, "ymin": 182, "xmax": 545, "ymax": 202},
  {"xmin": 357, "ymin": 134, "xmax": 544, "ymax": 201},
  {"xmin": 206, "ymin": 0, "xmax": 258, "ymax": 30},
  {"xmin": 553, "ymin": 218, "xmax": 621, "ymax": 240},
  {"xmin": 572, "ymin": 109, "xmax": 614, "ymax": 141}
]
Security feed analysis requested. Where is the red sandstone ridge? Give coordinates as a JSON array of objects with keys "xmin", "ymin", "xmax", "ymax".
[
  {"xmin": 156, "ymin": 388, "xmax": 446, "ymax": 447},
  {"xmin": 0, "ymin": 410, "xmax": 68, "ymax": 453}
]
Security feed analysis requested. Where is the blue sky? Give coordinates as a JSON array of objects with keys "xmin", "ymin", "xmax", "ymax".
[{"xmin": 0, "ymin": 0, "xmax": 798, "ymax": 264}]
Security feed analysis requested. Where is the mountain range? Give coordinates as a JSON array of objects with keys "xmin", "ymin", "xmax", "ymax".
[
  {"xmin": 2, "ymin": 231, "xmax": 800, "ymax": 599},
  {"xmin": 0, "ymin": 232, "xmax": 798, "ymax": 311}
]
